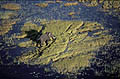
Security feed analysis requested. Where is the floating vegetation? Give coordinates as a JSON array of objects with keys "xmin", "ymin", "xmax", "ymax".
[
  {"xmin": 68, "ymin": 12, "xmax": 75, "ymax": 16},
  {"xmin": 0, "ymin": 5, "xmax": 19, "ymax": 36},
  {"xmin": 83, "ymin": 0, "xmax": 98, "ymax": 7},
  {"xmin": 0, "ymin": 1, "xmax": 120, "ymax": 78},
  {"xmin": 78, "ymin": 0, "xmax": 89, "ymax": 2},
  {"xmin": 21, "ymin": 21, "xmax": 41, "ymax": 32},
  {"xmin": 91, "ymin": 33, "xmax": 120, "ymax": 77},
  {"xmin": 17, "ymin": 20, "xmax": 113, "ymax": 74},
  {"xmin": 64, "ymin": 2, "xmax": 78, "ymax": 6},
  {"xmin": 1, "ymin": 3, "xmax": 21, "ymax": 10},
  {"xmin": 0, "ymin": 19, "xmax": 18, "ymax": 36},
  {"xmin": 0, "ymin": 11, "xmax": 17, "ymax": 19},
  {"xmin": 35, "ymin": 3, "xmax": 48, "ymax": 8},
  {"xmin": 46, "ymin": 1, "xmax": 56, "ymax": 4},
  {"xmin": 18, "ymin": 40, "xmax": 36, "ymax": 48},
  {"xmin": 15, "ymin": 21, "xmax": 43, "ymax": 47},
  {"xmin": 99, "ymin": 0, "xmax": 120, "ymax": 17},
  {"xmin": 102, "ymin": 1, "xmax": 120, "ymax": 12}
]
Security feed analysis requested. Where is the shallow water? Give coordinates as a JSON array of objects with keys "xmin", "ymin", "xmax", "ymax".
[{"xmin": 0, "ymin": 0, "xmax": 120, "ymax": 79}]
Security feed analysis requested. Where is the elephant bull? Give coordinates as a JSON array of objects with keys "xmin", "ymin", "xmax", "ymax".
[{"xmin": 36, "ymin": 32, "xmax": 56, "ymax": 47}]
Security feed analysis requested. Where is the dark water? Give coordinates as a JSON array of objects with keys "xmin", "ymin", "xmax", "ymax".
[{"xmin": 0, "ymin": 0, "xmax": 120, "ymax": 79}]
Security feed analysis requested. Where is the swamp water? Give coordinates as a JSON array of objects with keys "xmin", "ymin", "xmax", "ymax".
[{"xmin": 0, "ymin": 0, "xmax": 120, "ymax": 79}]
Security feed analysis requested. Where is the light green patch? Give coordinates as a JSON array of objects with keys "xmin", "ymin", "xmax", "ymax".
[
  {"xmin": 52, "ymin": 53, "xmax": 94, "ymax": 74},
  {"xmin": 0, "ymin": 11, "xmax": 17, "ymax": 19},
  {"xmin": 1, "ymin": 3, "xmax": 21, "ymax": 10},
  {"xmin": 0, "ymin": 19, "xmax": 18, "ymax": 36},
  {"xmin": 17, "ymin": 20, "xmax": 112, "ymax": 74},
  {"xmin": 35, "ymin": 3, "xmax": 48, "ymax": 8},
  {"xmin": 83, "ymin": 0, "xmax": 99, "ymax": 7},
  {"xmin": 16, "ymin": 21, "xmax": 43, "ymax": 47},
  {"xmin": 64, "ymin": 2, "xmax": 78, "ymax": 6},
  {"xmin": 21, "ymin": 21, "xmax": 41, "ymax": 32},
  {"xmin": 0, "ymin": 11, "xmax": 19, "ymax": 35},
  {"xmin": 18, "ymin": 40, "xmax": 36, "ymax": 47},
  {"xmin": 100, "ymin": 1, "xmax": 120, "ymax": 17}
]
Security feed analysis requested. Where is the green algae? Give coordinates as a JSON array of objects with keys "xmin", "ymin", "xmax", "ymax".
[{"xmin": 17, "ymin": 20, "xmax": 113, "ymax": 74}]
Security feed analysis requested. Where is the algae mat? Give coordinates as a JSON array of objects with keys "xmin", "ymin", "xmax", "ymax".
[{"xmin": 17, "ymin": 20, "xmax": 112, "ymax": 74}]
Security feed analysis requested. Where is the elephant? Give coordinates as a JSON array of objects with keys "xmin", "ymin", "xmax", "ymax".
[{"xmin": 36, "ymin": 32, "xmax": 56, "ymax": 47}]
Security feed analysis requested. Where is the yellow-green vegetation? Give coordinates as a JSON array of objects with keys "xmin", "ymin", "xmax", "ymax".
[
  {"xmin": 78, "ymin": 0, "xmax": 104, "ymax": 4},
  {"xmin": 46, "ymin": 1, "xmax": 56, "ymax": 4},
  {"xmin": 1, "ymin": 3, "xmax": 21, "ymax": 10},
  {"xmin": 0, "ymin": 11, "xmax": 18, "ymax": 35},
  {"xmin": 0, "ymin": 11, "xmax": 17, "ymax": 19},
  {"xmin": 52, "ymin": 53, "xmax": 94, "ymax": 74},
  {"xmin": 78, "ymin": 0, "xmax": 105, "ymax": 7},
  {"xmin": 98, "ymin": 0, "xmax": 104, "ymax": 4},
  {"xmin": 46, "ymin": 1, "xmax": 62, "ymax": 4},
  {"xmin": 21, "ymin": 21, "xmax": 41, "ymax": 32},
  {"xmin": 15, "ymin": 33, "xmax": 27, "ymax": 39},
  {"xmin": 68, "ymin": 12, "xmax": 75, "ymax": 16},
  {"xmin": 0, "ymin": 19, "xmax": 18, "ymax": 35},
  {"xmin": 83, "ymin": 0, "xmax": 98, "ymax": 7},
  {"xmin": 16, "ymin": 21, "xmax": 43, "ymax": 47},
  {"xmin": 64, "ymin": 2, "xmax": 78, "ymax": 6},
  {"xmin": 17, "ymin": 20, "xmax": 113, "ymax": 74},
  {"xmin": 101, "ymin": 1, "xmax": 120, "ymax": 12},
  {"xmin": 35, "ymin": 3, "xmax": 48, "ymax": 8},
  {"xmin": 78, "ymin": 0, "xmax": 89, "ymax": 2},
  {"xmin": 18, "ymin": 40, "xmax": 36, "ymax": 47}
]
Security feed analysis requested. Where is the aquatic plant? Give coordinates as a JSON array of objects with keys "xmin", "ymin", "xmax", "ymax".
[
  {"xmin": 35, "ymin": 3, "xmax": 48, "ymax": 8},
  {"xmin": 0, "ymin": 19, "xmax": 18, "ymax": 36},
  {"xmin": 17, "ymin": 20, "xmax": 112, "ymax": 74},
  {"xmin": 1, "ymin": 3, "xmax": 21, "ymax": 10},
  {"xmin": 64, "ymin": 2, "xmax": 78, "ymax": 6},
  {"xmin": 83, "ymin": 0, "xmax": 98, "ymax": 7},
  {"xmin": 68, "ymin": 12, "xmax": 75, "ymax": 16},
  {"xmin": 100, "ymin": 0, "xmax": 120, "ymax": 16},
  {"xmin": 0, "ymin": 11, "xmax": 17, "ymax": 19}
]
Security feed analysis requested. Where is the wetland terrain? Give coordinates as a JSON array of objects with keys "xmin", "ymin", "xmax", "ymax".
[{"xmin": 0, "ymin": 0, "xmax": 120, "ymax": 79}]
